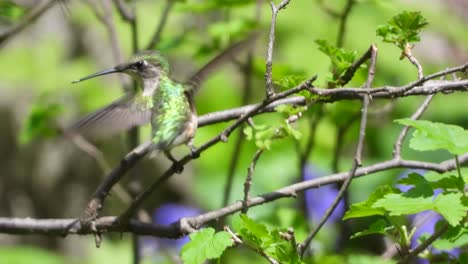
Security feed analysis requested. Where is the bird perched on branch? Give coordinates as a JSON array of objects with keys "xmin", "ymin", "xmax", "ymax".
[{"xmin": 68, "ymin": 33, "xmax": 258, "ymax": 163}]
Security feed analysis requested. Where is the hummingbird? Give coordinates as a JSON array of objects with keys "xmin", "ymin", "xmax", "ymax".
[{"xmin": 68, "ymin": 33, "xmax": 257, "ymax": 163}]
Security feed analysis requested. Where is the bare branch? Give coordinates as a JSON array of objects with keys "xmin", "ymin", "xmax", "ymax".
[
  {"xmin": 403, "ymin": 45, "xmax": 424, "ymax": 80},
  {"xmin": 242, "ymin": 149, "xmax": 264, "ymax": 214},
  {"xmin": 146, "ymin": 0, "xmax": 175, "ymax": 50},
  {"xmin": 399, "ymin": 222, "xmax": 449, "ymax": 263},
  {"xmin": 112, "ymin": 0, "xmax": 135, "ymax": 22},
  {"xmin": 0, "ymin": 0, "xmax": 56, "ymax": 47},
  {"xmin": 265, "ymin": 0, "xmax": 291, "ymax": 98},
  {"xmin": 298, "ymin": 44, "xmax": 377, "ymax": 257},
  {"xmin": 1, "ymin": 154, "xmax": 466, "ymax": 237},
  {"xmin": 336, "ymin": 0, "xmax": 356, "ymax": 48},
  {"xmin": 393, "ymin": 94, "xmax": 434, "ymax": 159},
  {"xmin": 81, "ymin": 142, "xmax": 152, "ymax": 222}
]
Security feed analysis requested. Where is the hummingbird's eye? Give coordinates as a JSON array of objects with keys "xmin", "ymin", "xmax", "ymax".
[{"xmin": 135, "ymin": 60, "xmax": 145, "ymax": 69}]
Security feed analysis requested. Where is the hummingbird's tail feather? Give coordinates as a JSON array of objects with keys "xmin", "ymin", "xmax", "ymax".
[
  {"xmin": 186, "ymin": 31, "xmax": 260, "ymax": 94},
  {"xmin": 66, "ymin": 95, "xmax": 151, "ymax": 140}
]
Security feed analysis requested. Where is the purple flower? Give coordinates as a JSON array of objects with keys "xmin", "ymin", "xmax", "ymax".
[
  {"xmin": 140, "ymin": 203, "xmax": 201, "ymax": 257},
  {"xmin": 303, "ymin": 164, "xmax": 345, "ymax": 224}
]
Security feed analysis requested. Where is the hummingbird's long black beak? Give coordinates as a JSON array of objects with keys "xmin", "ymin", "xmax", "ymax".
[{"xmin": 72, "ymin": 65, "xmax": 126, "ymax": 83}]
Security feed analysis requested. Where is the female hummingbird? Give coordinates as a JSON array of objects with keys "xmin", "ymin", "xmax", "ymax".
[{"xmin": 69, "ymin": 34, "xmax": 257, "ymax": 160}]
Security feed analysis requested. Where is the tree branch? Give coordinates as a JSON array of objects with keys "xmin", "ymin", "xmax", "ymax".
[
  {"xmin": 1, "ymin": 154, "xmax": 466, "ymax": 237},
  {"xmin": 265, "ymin": 0, "xmax": 291, "ymax": 98},
  {"xmin": 0, "ymin": 0, "xmax": 56, "ymax": 47}
]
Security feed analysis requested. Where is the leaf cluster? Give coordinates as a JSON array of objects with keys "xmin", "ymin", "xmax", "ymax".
[
  {"xmin": 344, "ymin": 119, "xmax": 467, "ymax": 261},
  {"xmin": 376, "ymin": 11, "xmax": 428, "ymax": 50}
]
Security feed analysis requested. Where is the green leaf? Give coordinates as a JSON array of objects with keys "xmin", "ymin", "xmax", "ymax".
[
  {"xmin": 372, "ymin": 193, "xmax": 433, "ymax": 215},
  {"xmin": 20, "ymin": 102, "xmax": 63, "ymax": 144},
  {"xmin": 275, "ymin": 105, "xmax": 307, "ymax": 116},
  {"xmin": 376, "ymin": 11, "xmax": 428, "ymax": 50},
  {"xmin": 433, "ymin": 224, "xmax": 468, "ymax": 250},
  {"xmin": 239, "ymin": 214, "xmax": 270, "ymax": 240},
  {"xmin": 348, "ymin": 254, "xmax": 397, "ymax": 264},
  {"xmin": 274, "ymin": 75, "xmax": 307, "ymax": 89},
  {"xmin": 315, "ymin": 39, "xmax": 361, "ymax": 84},
  {"xmin": 343, "ymin": 185, "xmax": 396, "ymax": 219},
  {"xmin": 433, "ymin": 193, "xmax": 467, "ymax": 226},
  {"xmin": 350, "ymin": 219, "xmax": 394, "ymax": 239},
  {"xmin": 425, "ymin": 168, "xmax": 468, "ymax": 187},
  {"xmin": 243, "ymin": 126, "xmax": 253, "ymax": 140},
  {"xmin": 431, "ymin": 175, "xmax": 465, "ymax": 192},
  {"xmin": 397, "ymin": 173, "xmax": 433, "ymax": 197},
  {"xmin": 181, "ymin": 228, "xmax": 233, "ymax": 264},
  {"xmin": 282, "ymin": 122, "xmax": 302, "ymax": 140},
  {"xmin": 395, "ymin": 119, "xmax": 468, "ymax": 155}
]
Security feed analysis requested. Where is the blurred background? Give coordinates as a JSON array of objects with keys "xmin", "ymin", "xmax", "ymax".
[{"xmin": 0, "ymin": 0, "xmax": 466, "ymax": 263}]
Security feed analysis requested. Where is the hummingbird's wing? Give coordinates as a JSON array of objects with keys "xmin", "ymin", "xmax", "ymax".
[
  {"xmin": 67, "ymin": 94, "xmax": 151, "ymax": 139},
  {"xmin": 186, "ymin": 32, "xmax": 259, "ymax": 94}
]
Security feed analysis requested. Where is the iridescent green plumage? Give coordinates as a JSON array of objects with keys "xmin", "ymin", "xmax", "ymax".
[{"xmin": 150, "ymin": 75, "xmax": 193, "ymax": 149}]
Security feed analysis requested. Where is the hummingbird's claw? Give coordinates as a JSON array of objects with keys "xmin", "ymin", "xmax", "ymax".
[
  {"xmin": 189, "ymin": 146, "xmax": 199, "ymax": 159},
  {"xmin": 164, "ymin": 151, "xmax": 184, "ymax": 174},
  {"xmin": 173, "ymin": 162, "xmax": 184, "ymax": 174}
]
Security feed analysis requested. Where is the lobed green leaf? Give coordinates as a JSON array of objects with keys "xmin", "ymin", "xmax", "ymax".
[{"xmin": 181, "ymin": 228, "xmax": 234, "ymax": 264}]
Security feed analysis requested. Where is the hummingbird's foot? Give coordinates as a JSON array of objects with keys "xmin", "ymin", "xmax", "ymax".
[
  {"xmin": 187, "ymin": 139, "xmax": 199, "ymax": 159},
  {"xmin": 164, "ymin": 151, "xmax": 184, "ymax": 174},
  {"xmin": 189, "ymin": 145, "xmax": 199, "ymax": 159}
]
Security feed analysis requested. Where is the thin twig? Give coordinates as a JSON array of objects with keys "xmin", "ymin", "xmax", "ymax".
[
  {"xmin": 298, "ymin": 44, "xmax": 377, "ymax": 257},
  {"xmin": 338, "ymin": 44, "xmax": 373, "ymax": 86},
  {"xmin": 398, "ymin": 222, "xmax": 449, "ymax": 264},
  {"xmin": 242, "ymin": 149, "xmax": 264, "ymax": 214},
  {"xmin": 403, "ymin": 45, "xmax": 424, "ymax": 80},
  {"xmin": 146, "ymin": 0, "xmax": 175, "ymax": 50},
  {"xmin": 393, "ymin": 94, "xmax": 434, "ymax": 159},
  {"xmin": 265, "ymin": 0, "xmax": 291, "ymax": 98},
  {"xmin": 112, "ymin": 0, "xmax": 135, "ymax": 22},
  {"xmin": 336, "ymin": 0, "xmax": 355, "ymax": 48},
  {"xmin": 81, "ymin": 142, "xmax": 152, "ymax": 222},
  {"xmin": 0, "ymin": 0, "xmax": 56, "ymax": 47},
  {"xmin": 222, "ymin": 54, "xmax": 254, "ymax": 207}
]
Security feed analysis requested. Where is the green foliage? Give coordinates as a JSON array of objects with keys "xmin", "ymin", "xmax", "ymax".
[
  {"xmin": 395, "ymin": 119, "xmax": 468, "ymax": 155},
  {"xmin": 232, "ymin": 214, "xmax": 304, "ymax": 264},
  {"xmin": 180, "ymin": 228, "xmax": 234, "ymax": 264},
  {"xmin": 346, "ymin": 118, "xmax": 467, "ymax": 250},
  {"xmin": 274, "ymin": 75, "xmax": 307, "ymax": 89},
  {"xmin": 432, "ymin": 222, "xmax": 468, "ymax": 251},
  {"xmin": 178, "ymin": 0, "xmax": 256, "ymax": 13},
  {"xmin": 0, "ymin": 246, "xmax": 64, "ymax": 264},
  {"xmin": 346, "ymin": 173, "xmax": 467, "ymax": 225},
  {"xmin": 343, "ymin": 185, "xmax": 395, "ymax": 219},
  {"xmin": 243, "ymin": 117, "xmax": 302, "ymax": 150},
  {"xmin": 315, "ymin": 39, "xmax": 363, "ymax": 86},
  {"xmin": 0, "ymin": 0, "xmax": 25, "ymax": 20},
  {"xmin": 376, "ymin": 11, "xmax": 428, "ymax": 50},
  {"xmin": 311, "ymin": 254, "xmax": 396, "ymax": 264},
  {"xmin": 350, "ymin": 219, "xmax": 393, "ymax": 239},
  {"xmin": 20, "ymin": 101, "xmax": 63, "ymax": 144}
]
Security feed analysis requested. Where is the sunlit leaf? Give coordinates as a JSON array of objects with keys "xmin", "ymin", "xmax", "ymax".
[
  {"xmin": 395, "ymin": 119, "xmax": 468, "ymax": 155},
  {"xmin": 433, "ymin": 193, "xmax": 467, "ymax": 226},
  {"xmin": 376, "ymin": 11, "xmax": 428, "ymax": 50},
  {"xmin": 181, "ymin": 228, "xmax": 233, "ymax": 264}
]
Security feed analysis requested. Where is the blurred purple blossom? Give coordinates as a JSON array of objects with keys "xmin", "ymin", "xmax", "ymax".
[
  {"xmin": 140, "ymin": 203, "xmax": 201, "ymax": 257},
  {"xmin": 303, "ymin": 164, "xmax": 345, "ymax": 224},
  {"xmin": 396, "ymin": 170, "xmax": 460, "ymax": 264}
]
